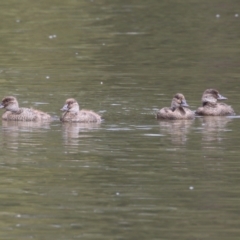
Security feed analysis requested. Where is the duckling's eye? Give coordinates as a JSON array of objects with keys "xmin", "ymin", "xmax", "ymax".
[
  {"xmin": 176, "ymin": 96, "xmax": 183, "ymax": 101},
  {"xmin": 211, "ymin": 90, "xmax": 218, "ymax": 95}
]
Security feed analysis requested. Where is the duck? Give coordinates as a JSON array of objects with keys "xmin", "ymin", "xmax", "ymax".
[
  {"xmin": 156, "ymin": 93, "xmax": 195, "ymax": 120},
  {"xmin": 60, "ymin": 98, "xmax": 101, "ymax": 123},
  {"xmin": 0, "ymin": 96, "xmax": 51, "ymax": 121},
  {"xmin": 195, "ymin": 89, "xmax": 235, "ymax": 116}
]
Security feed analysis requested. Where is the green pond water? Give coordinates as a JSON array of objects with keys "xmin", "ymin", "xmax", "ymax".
[{"xmin": 0, "ymin": 0, "xmax": 240, "ymax": 239}]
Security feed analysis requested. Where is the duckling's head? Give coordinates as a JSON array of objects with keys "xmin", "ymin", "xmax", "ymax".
[
  {"xmin": 0, "ymin": 96, "xmax": 19, "ymax": 112},
  {"xmin": 171, "ymin": 93, "xmax": 189, "ymax": 111},
  {"xmin": 61, "ymin": 98, "xmax": 79, "ymax": 113},
  {"xmin": 201, "ymin": 89, "xmax": 227, "ymax": 105}
]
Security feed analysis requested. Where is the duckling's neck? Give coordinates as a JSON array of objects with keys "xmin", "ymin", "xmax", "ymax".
[
  {"xmin": 202, "ymin": 101, "xmax": 217, "ymax": 107},
  {"xmin": 178, "ymin": 106, "xmax": 186, "ymax": 115},
  {"xmin": 69, "ymin": 104, "xmax": 80, "ymax": 113},
  {"xmin": 6, "ymin": 104, "xmax": 22, "ymax": 113},
  {"xmin": 202, "ymin": 95, "xmax": 217, "ymax": 105},
  {"xmin": 14, "ymin": 108, "xmax": 23, "ymax": 114}
]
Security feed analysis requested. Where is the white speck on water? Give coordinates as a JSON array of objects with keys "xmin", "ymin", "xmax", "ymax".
[
  {"xmin": 16, "ymin": 214, "xmax": 21, "ymax": 218},
  {"xmin": 16, "ymin": 19, "xmax": 20, "ymax": 23},
  {"xmin": 216, "ymin": 14, "xmax": 220, "ymax": 18},
  {"xmin": 235, "ymin": 14, "xmax": 239, "ymax": 17},
  {"xmin": 49, "ymin": 35, "xmax": 57, "ymax": 39},
  {"xmin": 116, "ymin": 192, "xmax": 120, "ymax": 195},
  {"xmin": 52, "ymin": 225, "xmax": 61, "ymax": 228},
  {"xmin": 102, "ymin": 43, "xmax": 105, "ymax": 45},
  {"xmin": 75, "ymin": 52, "xmax": 78, "ymax": 55},
  {"xmin": 189, "ymin": 186, "xmax": 194, "ymax": 190},
  {"xmin": 16, "ymin": 224, "xmax": 21, "ymax": 227},
  {"xmin": 101, "ymin": 82, "xmax": 103, "ymax": 84},
  {"xmin": 46, "ymin": 76, "xmax": 50, "ymax": 79},
  {"xmin": 72, "ymin": 191, "xmax": 78, "ymax": 196}
]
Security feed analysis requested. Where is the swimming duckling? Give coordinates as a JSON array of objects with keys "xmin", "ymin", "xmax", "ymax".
[
  {"xmin": 156, "ymin": 93, "xmax": 194, "ymax": 120},
  {"xmin": 195, "ymin": 89, "xmax": 235, "ymax": 116},
  {"xmin": 0, "ymin": 96, "xmax": 51, "ymax": 121},
  {"xmin": 60, "ymin": 98, "xmax": 101, "ymax": 123}
]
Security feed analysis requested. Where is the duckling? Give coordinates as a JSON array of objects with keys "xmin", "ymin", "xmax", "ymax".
[
  {"xmin": 0, "ymin": 96, "xmax": 51, "ymax": 121},
  {"xmin": 60, "ymin": 98, "xmax": 101, "ymax": 123},
  {"xmin": 156, "ymin": 93, "xmax": 194, "ymax": 120},
  {"xmin": 195, "ymin": 89, "xmax": 235, "ymax": 116}
]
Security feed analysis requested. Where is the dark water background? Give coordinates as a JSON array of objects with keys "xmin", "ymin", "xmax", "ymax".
[{"xmin": 0, "ymin": 0, "xmax": 240, "ymax": 239}]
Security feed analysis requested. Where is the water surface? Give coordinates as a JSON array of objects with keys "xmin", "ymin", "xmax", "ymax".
[{"xmin": 0, "ymin": 0, "xmax": 240, "ymax": 239}]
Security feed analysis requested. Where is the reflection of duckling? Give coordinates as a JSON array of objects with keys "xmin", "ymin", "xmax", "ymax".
[
  {"xmin": 159, "ymin": 120, "xmax": 193, "ymax": 144},
  {"xmin": 200, "ymin": 116, "xmax": 232, "ymax": 130},
  {"xmin": 60, "ymin": 98, "xmax": 101, "ymax": 123},
  {"xmin": 1, "ymin": 120, "xmax": 51, "ymax": 153},
  {"xmin": 62, "ymin": 122, "xmax": 100, "ymax": 139},
  {"xmin": 156, "ymin": 93, "xmax": 194, "ymax": 120},
  {"xmin": 62, "ymin": 122, "xmax": 101, "ymax": 153},
  {"xmin": 2, "ymin": 120, "xmax": 50, "ymax": 129},
  {"xmin": 199, "ymin": 116, "xmax": 232, "ymax": 142},
  {"xmin": 0, "ymin": 96, "xmax": 51, "ymax": 121},
  {"xmin": 196, "ymin": 89, "xmax": 235, "ymax": 116}
]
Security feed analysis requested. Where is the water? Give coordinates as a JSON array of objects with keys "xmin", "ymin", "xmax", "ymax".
[{"xmin": 0, "ymin": 0, "xmax": 240, "ymax": 239}]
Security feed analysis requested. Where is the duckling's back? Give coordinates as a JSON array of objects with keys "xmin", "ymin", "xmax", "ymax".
[
  {"xmin": 196, "ymin": 103, "xmax": 235, "ymax": 116},
  {"xmin": 61, "ymin": 109, "xmax": 101, "ymax": 123},
  {"xmin": 2, "ymin": 108, "xmax": 51, "ymax": 121},
  {"xmin": 157, "ymin": 107, "xmax": 195, "ymax": 120}
]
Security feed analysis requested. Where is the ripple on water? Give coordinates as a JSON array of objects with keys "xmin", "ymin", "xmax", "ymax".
[
  {"xmin": 144, "ymin": 134, "xmax": 164, "ymax": 137},
  {"xmin": 227, "ymin": 115, "xmax": 240, "ymax": 119},
  {"xmin": 106, "ymin": 127, "xmax": 133, "ymax": 131}
]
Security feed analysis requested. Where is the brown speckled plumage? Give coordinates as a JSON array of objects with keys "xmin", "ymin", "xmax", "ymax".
[
  {"xmin": 60, "ymin": 98, "xmax": 101, "ymax": 123},
  {"xmin": 156, "ymin": 93, "xmax": 195, "ymax": 120},
  {"xmin": 195, "ymin": 89, "xmax": 235, "ymax": 116},
  {"xmin": 0, "ymin": 96, "xmax": 51, "ymax": 121}
]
